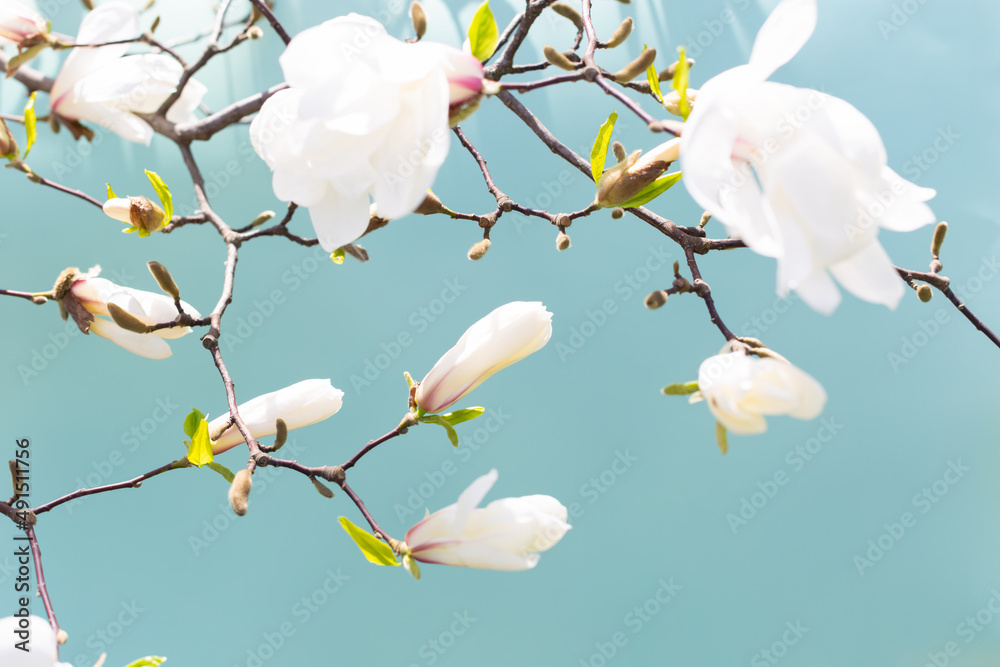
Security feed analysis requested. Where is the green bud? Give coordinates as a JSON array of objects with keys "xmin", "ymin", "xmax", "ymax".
[
  {"xmin": 605, "ymin": 17, "xmax": 633, "ymax": 48},
  {"xmin": 410, "ymin": 1, "xmax": 427, "ymax": 39},
  {"xmin": 931, "ymin": 221, "xmax": 948, "ymax": 257},
  {"xmin": 611, "ymin": 208, "xmax": 625, "ymax": 219},
  {"xmin": 107, "ymin": 302, "xmax": 151, "ymax": 334},
  {"xmin": 551, "ymin": 2, "xmax": 584, "ymax": 29},
  {"xmin": 917, "ymin": 285, "xmax": 933, "ymax": 302},
  {"xmin": 613, "ymin": 48, "xmax": 656, "ymax": 83},
  {"xmin": 543, "ymin": 44, "xmax": 577, "ymax": 71},
  {"xmin": 612, "ymin": 141, "xmax": 627, "ymax": 163},
  {"xmin": 146, "ymin": 261, "xmax": 180, "ymax": 302}
]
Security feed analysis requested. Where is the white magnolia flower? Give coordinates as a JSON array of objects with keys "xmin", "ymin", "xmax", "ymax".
[
  {"xmin": 249, "ymin": 13, "xmax": 485, "ymax": 252},
  {"xmin": 414, "ymin": 301, "xmax": 552, "ymax": 414},
  {"xmin": 50, "ymin": 1, "xmax": 206, "ymax": 144},
  {"xmin": 68, "ymin": 266, "xmax": 200, "ymax": 359},
  {"xmin": 692, "ymin": 351, "xmax": 826, "ymax": 435},
  {"xmin": 0, "ymin": 615, "xmax": 72, "ymax": 667},
  {"xmin": 208, "ymin": 379, "xmax": 345, "ymax": 454},
  {"xmin": 681, "ymin": 0, "xmax": 936, "ymax": 314},
  {"xmin": 0, "ymin": 1, "xmax": 47, "ymax": 45},
  {"xmin": 404, "ymin": 469, "xmax": 571, "ymax": 571}
]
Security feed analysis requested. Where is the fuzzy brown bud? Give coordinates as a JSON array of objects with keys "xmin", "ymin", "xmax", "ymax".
[
  {"xmin": 613, "ymin": 48, "xmax": 656, "ymax": 83},
  {"xmin": 644, "ymin": 290, "xmax": 668, "ymax": 309},
  {"xmin": 659, "ymin": 58, "xmax": 695, "ymax": 81},
  {"xmin": 150, "ymin": 16, "xmax": 160, "ymax": 33},
  {"xmin": 228, "ymin": 469, "xmax": 253, "ymax": 516},
  {"xmin": 107, "ymin": 302, "xmax": 151, "ymax": 334},
  {"xmin": 556, "ymin": 231, "xmax": 571, "ymax": 251},
  {"xmin": 311, "ymin": 477, "xmax": 336, "ymax": 498},
  {"xmin": 0, "ymin": 119, "xmax": 18, "ymax": 158},
  {"xmin": 147, "ymin": 261, "xmax": 180, "ymax": 302},
  {"xmin": 415, "ymin": 191, "xmax": 445, "ymax": 215},
  {"xmin": 931, "ymin": 221, "xmax": 948, "ymax": 257},
  {"xmin": 605, "ymin": 17, "xmax": 633, "ymax": 48},
  {"xmin": 51, "ymin": 267, "xmax": 80, "ymax": 301},
  {"xmin": 611, "ymin": 208, "xmax": 625, "ymax": 219},
  {"xmin": 612, "ymin": 141, "xmax": 627, "ymax": 163},
  {"xmin": 468, "ymin": 238, "xmax": 491, "ymax": 260},
  {"xmin": 543, "ymin": 45, "xmax": 577, "ymax": 71},
  {"xmin": 551, "ymin": 2, "xmax": 584, "ymax": 29},
  {"xmin": 917, "ymin": 285, "xmax": 933, "ymax": 302},
  {"xmin": 410, "ymin": 1, "xmax": 427, "ymax": 39}
]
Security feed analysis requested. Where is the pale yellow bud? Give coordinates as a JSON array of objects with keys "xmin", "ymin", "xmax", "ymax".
[
  {"xmin": 228, "ymin": 469, "xmax": 253, "ymax": 516},
  {"xmin": 605, "ymin": 17, "xmax": 633, "ymax": 48},
  {"xmin": 613, "ymin": 48, "xmax": 655, "ymax": 83},
  {"xmin": 410, "ymin": 1, "xmax": 427, "ymax": 39},
  {"xmin": 468, "ymin": 238, "xmax": 491, "ymax": 260}
]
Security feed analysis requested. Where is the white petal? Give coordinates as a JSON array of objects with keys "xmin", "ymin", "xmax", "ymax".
[
  {"xmin": 0, "ymin": 615, "xmax": 62, "ymax": 666},
  {"xmin": 90, "ymin": 317, "xmax": 172, "ymax": 359},
  {"xmin": 748, "ymin": 0, "xmax": 817, "ymax": 79},
  {"xmin": 873, "ymin": 166, "xmax": 937, "ymax": 232},
  {"xmin": 794, "ymin": 270, "xmax": 842, "ymax": 315},
  {"xmin": 451, "ymin": 469, "xmax": 498, "ymax": 532},
  {"xmin": 828, "ymin": 241, "xmax": 905, "ymax": 310},
  {"xmin": 306, "ymin": 188, "xmax": 372, "ymax": 252}
]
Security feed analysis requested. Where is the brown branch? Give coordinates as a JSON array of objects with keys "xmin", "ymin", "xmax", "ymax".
[
  {"xmin": 32, "ymin": 460, "xmax": 186, "ymax": 516},
  {"xmin": 25, "ymin": 527, "xmax": 60, "ymax": 647},
  {"xmin": 685, "ymin": 246, "xmax": 736, "ymax": 341},
  {"xmin": 249, "ymin": 0, "xmax": 292, "ymax": 45}
]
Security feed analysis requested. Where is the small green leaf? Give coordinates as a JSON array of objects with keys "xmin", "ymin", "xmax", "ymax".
[
  {"xmin": 207, "ymin": 462, "xmax": 235, "ymax": 483},
  {"xmin": 468, "ymin": 1, "xmax": 499, "ymax": 62},
  {"xmin": 123, "ymin": 658, "xmax": 167, "ymax": 667},
  {"xmin": 182, "ymin": 408, "xmax": 206, "ymax": 438},
  {"xmin": 338, "ymin": 517, "xmax": 400, "ymax": 566},
  {"xmin": 590, "ymin": 111, "xmax": 618, "ymax": 184},
  {"xmin": 621, "ymin": 171, "xmax": 683, "ymax": 209},
  {"xmin": 186, "ymin": 419, "xmax": 213, "ymax": 468},
  {"xmin": 23, "ymin": 92, "xmax": 37, "ymax": 158},
  {"xmin": 330, "ymin": 248, "xmax": 346, "ymax": 264},
  {"xmin": 662, "ymin": 382, "xmax": 699, "ymax": 396},
  {"xmin": 671, "ymin": 47, "xmax": 691, "ymax": 120},
  {"xmin": 716, "ymin": 421, "xmax": 728, "ymax": 455},
  {"xmin": 644, "ymin": 45, "xmax": 662, "ymax": 102},
  {"xmin": 403, "ymin": 371, "xmax": 415, "ymax": 389},
  {"xmin": 144, "ymin": 169, "xmax": 172, "ymax": 225},
  {"xmin": 419, "ymin": 414, "xmax": 459, "ymax": 447},
  {"xmin": 440, "ymin": 407, "xmax": 485, "ymax": 426},
  {"xmin": 106, "ymin": 183, "xmax": 118, "ymax": 200},
  {"xmin": 403, "ymin": 553, "xmax": 421, "ymax": 580}
]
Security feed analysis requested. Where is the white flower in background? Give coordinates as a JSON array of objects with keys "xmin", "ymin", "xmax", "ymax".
[
  {"xmin": 249, "ymin": 13, "xmax": 485, "ymax": 253},
  {"xmin": 414, "ymin": 301, "xmax": 552, "ymax": 414},
  {"xmin": 49, "ymin": 1, "xmax": 206, "ymax": 145},
  {"xmin": 692, "ymin": 351, "xmax": 826, "ymax": 435},
  {"xmin": 0, "ymin": 615, "xmax": 72, "ymax": 667},
  {"xmin": 66, "ymin": 266, "xmax": 200, "ymax": 359},
  {"xmin": 0, "ymin": 1, "xmax": 47, "ymax": 46},
  {"xmin": 208, "ymin": 379, "xmax": 345, "ymax": 454},
  {"xmin": 680, "ymin": 0, "xmax": 936, "ymax": 314},
  {"xmin": 404, "ymin": 469, "xmax": 571, "ymax": 571}
]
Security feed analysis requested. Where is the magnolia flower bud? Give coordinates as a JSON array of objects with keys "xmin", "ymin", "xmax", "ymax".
[
  {"xmin": 662, "ymin": 88, "xmax": 698, "ymax": 116},
  {"xmin": 415, "ymin": 191, "xmax": 446, "ymax": 215},
  {"xmin": 659, "ymin": 58, "xmax": 695, "ymax": 81},
  {"xmin": 614, "ymin": 48, "xmax": 656, "ymax": 83},
  {"xmin": 605, "ymin": 17, "xmax": 633, "ymax": 48},
  {"xmin": 228, "ymin": 469, "xmax": 252, "ymax": 516},
  {"xmin": 249, "ymin": 210, "xmax": 276, "ymax": 228},
  {"xmin": 543, "ymin": 45, "xmax": 576, "ymax": 71},
  {"xmin": 146, "ymin": 261, "xmax": 180, "ymax": 302},
  {"xmin": 468, "ymin": 238, "xmax": 491, "ymax": 260},
  {"xmin": 931, "ymin": 221, "xmax": 948, "ymax": 257},
  {"xmin": 410, "ymin": 1, "xmax": 427, "ymax": 40},
  {"xmin": 107, "ymin": 302, "xmax": 151, "ymax": 334},
  {"xmin": 611, "ymin": 208, "xmax": 625, "ymax": 219},
  {"xmin": 556, "ymin": 231, "xmax": 571, "ymax": 251},
  {"xmin": 208, "ymin": 379, "xmax": 344, "ymax": 454},
  {"xmin": 0, "ymin": 119, "xmax": 17, "ymax": 157},
  {"xmin": 246, "ymin": 25, "xmax": 263, "ymax": 40},
  {"xmin": 596, "ymin": 138, "xmax": 681, "ymax": 208},
  {"xmin": 103, "ymin": 196, "xmax": 166, "ymax": 234},
  {"xmin": 551, "ymin": 2, "xmax": 583, "ymax": 29},
  {"xmin": 916, "ymin": 285, "xmax": 933, "ymax": 302},
  {"xmin": 404, "ymin": 469, "xmax": 571, "ymax": 571},
  {"xmin": 415, "ymin": 302, "xmax": 552, "ymax": 414},
  {"xmin": 612, "ymin": 141, "xmax": 627, "ymax": 163},
  {"xmin": 645, "ymin": 290, "xmax": 668, "ymax": 309},
  {"xmin": 0, "ymin": 1, "xmax": 49, "ymax": 46}
]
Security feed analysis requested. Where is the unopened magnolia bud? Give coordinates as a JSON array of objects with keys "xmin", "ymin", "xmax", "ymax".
[
  {"xmin": 56, "ymin": 629, "xmax": 68, "ymax": 645},
  {"xmin": 0, "ymin": 119, "xmax": 18, "ymax": 157},
  {"xmin": 274, "ymin": 418, "xmax": 287, "ymax": 450},
  {"xmin": 103, "ymin": 196, "xmax": 165, "ymax": 233},
  {"xmin": 51, "ymin": 267, "xmax": 79, "ymax": 301},
  {"xmin": 107, "ymin": 302, "xmax": 150, "ymax": 334},
  {"xmin": 150, "ymin": 16, "xmax": 160, "ymax": 33},
  {"xmin": 659, "ymin": 58, "xmax": 695, "ymax": 81},
  {"xmin": 611, "ymin": 208, "xmax": 625, "ymax": 219},
  {"xmin": 551, "ymin": 2, "xmax": 583, "ymax": 29},
  {"xmin": 612, "ymin": 141, "xmax": 627, "ymax": 163},
  {"xmin": 614, "ymin": 48, "xmax": 656, "ymax": 83},
  {"xmin": 26, "ymin": 172, "xmax": 41, "ymax": 183},
  {"xmin": 554, "ymin": 213, "xmax": 571, "ymax": 228},
  {"xmin": 917, "ymin": 285, "xmax": 933, "ymax": 302},
  {"xmin": 556, "ymin": 231, "xmax": 571, "ymax": 251},
  {"xmin": 644, "ymin": 290, "xmax": 668, "ymax": 309},
  {"xmin": 81, "ymin": 0, "xmax": 94, "ymax": 9},
  {"xmin": 605, "ymin": 17, "xmax": 633, "ymax": 48},
  {"xmin": 31, "ymin": 296, "xmax": 47, "ymax": 305},
  {"xmin": 147, "ymin": 261, "xmax": 180, "ymax": 301},
  {"xmin": 311, "ymin": 477, "xmax": 335, "ymax": 498},
  {"xmin": 246, "ymin": 25, "xmax": 264, "ymax": 39},
  {"xmin": 250, "ymin": 210, "xmax": 275, "ymax": 227},
  {"xmin": 410, "ymin": 1, "xmax": 427, "ymax": 39},
  {"xmin": 415, "ymin": 191, "xmax": 445, "ymax": 215},
  {"xmin": 228, "ymin": 468, "xmax": 252, "ymax": 516},
  {"xmin": 931, "ymin": 221, "xmax": 948, "ymax": 257},
  {"xmin": 543, "ymin": 45, "xmax": 576, "ymax": 71},
  {"xmin": 699, "ymin": 211, "xmax": 712, "ymax": 227},
  {"xmin": 662, "ymin": 89, "xmax": 698, "ymax": 116},
  {"xmin": 468, "ymin": 238, "xmax": 491, "ymax": 260}
]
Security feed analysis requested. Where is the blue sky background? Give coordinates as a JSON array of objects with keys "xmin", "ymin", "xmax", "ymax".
[{"xmin": 2, "ymin": 1, "xmax": 1000, "ymax": 666}]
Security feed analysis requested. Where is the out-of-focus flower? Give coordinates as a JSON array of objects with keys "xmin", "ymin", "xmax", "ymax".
[
  {"xmin": 50, "ymin": 2, "xmax": 206, "ymax": 144},
  {"xmin": 404, "ymin": 469, "xmax": 571, "ymax": 570},
  {"xmin": 681, "ymin": 0, "xmax": 936, "ymax": 313},
  {"xmin": 414, "ymin": 301, "xmax": 552, "ymax": 414},
  {"xmin": 0, "ymin": 615, "xmax": 73, "ymax": 667},
  {"xmin": 0, "ymin": 1, "xmax": 48, "ymax": 46},
  {"xmin": 208, "ymin": 379, "xmax": 344, "ymax": 454},
  {"xmin": 249, "ymin": 13, "xmax": 484, "ymax": 253}
]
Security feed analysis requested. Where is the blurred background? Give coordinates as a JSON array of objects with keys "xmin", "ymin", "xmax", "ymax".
[{"xmin": 2, "ymin": 0, "xmax": 1000, "ymax": 665}]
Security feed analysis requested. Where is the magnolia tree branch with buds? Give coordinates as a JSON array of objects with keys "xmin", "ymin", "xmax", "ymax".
[{"xmin": 0, "ymin": 0, "xmax": 995, "ymax": 665}]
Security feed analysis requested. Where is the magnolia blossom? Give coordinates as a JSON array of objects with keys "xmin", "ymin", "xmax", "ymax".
[
  {"xmin": 692, "ymin": 351, "xmax": 826, "ymax": 435},
  {"xmin": 67, "ymin": 266, "xmax": 200, "ymax": 359},
  {"xmin": 208, "ymin": 379, "xmax": 345, "ymax": 453},
  {"xmin": 414, "ymin": 301, "xmax": 552, "ymax": 414},
  {"xmin": 50, "ymin": 2, "xmax": 206, "ymax": 144},
  {"xmin": 0, "ymin": 615, "xmax": 72, "ymax": 667},
  {"xmin": 249, "ymin": 13, "xmax": 485, "ymax": 252},
  {"xmin": 0, "ymin": 1, "xmax": 47, "ymax": 45},
  {"xmin": 596, "ymin": 137, "xmax": 680, "ymax": 208},
  {"xmin": 404, "ymin": 469, "xmax": 570, "ymax": 571},
  {"xmin": 681, "ymin": 0, "xmax": 936, "ymax": 314}
]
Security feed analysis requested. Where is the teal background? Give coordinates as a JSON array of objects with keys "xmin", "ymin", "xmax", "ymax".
[{"xmin": 2, "ymin": 1, "xmax": 1000, "ymax": 666}]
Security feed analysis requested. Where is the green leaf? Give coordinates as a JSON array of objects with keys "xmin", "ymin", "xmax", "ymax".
[
  {"xmin": 419, "ymin": 414, "xmax": 459, "ymax": 447},
  {"xmin": 106, "ymin": 183, "xmax": 118, "ymax": 200},
  {"xmin": 186, "ymin": 418, "xmax": 213, "ymax": 468},
  {"xmin": 144, "ymin": 169, "xmax": 172, "ymax": 226},
  {"xmin": 468, "ymin": 1, "xmax": 499, "ymax": 63},
  {"xmin": 671, "ymin": 47, "xmax": 691, "ymax": 120},
  {"xmin": 662, "ymin": 382, "xmax": 699, "ymax": 396},
  {"xmin": 207, "ymin": 462, "xmax": 235, "ymax": 483},
  {"xmin": 644, "ymin": 45, "xmax": 662, "ymax": 102},
  {"xmin": 182, "ymin": 408, "xmax": 206, "ymax": 438},
  {"xmin": 440, "ymin": 407, "xmax": 485, "ymax": 426},
  {"xmin": 123, "ymin": 658, "xmax": 167, "ymax": 667},
  {"xmin": 620, "ymin": 171, "xmax": 683, "ymax": 209},
  {"xmin": 590, "ymin": 111, "xmax": 618, "ymax": 184},
  {"xmin": 23, "ymin": 92, "xmax": 37, "ymax": 158},
  {"xmin": 715, "ymin": 421, "xmax": 728, "ymax": 455},
  {"xmin": 403, "ymin": 371, "xmax": 415, "ymax": 389},
  {"xmin": 338, "ymin": 517, "xmax": 400, "ymax": 566}
]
